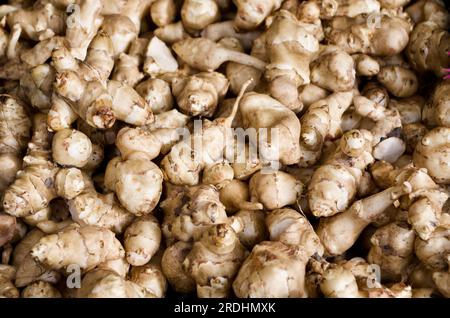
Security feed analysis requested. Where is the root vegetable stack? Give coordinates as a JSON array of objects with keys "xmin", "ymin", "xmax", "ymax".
[{"xmin": 0, "ymin": 0, "xmax": 449, "ymax": 298}]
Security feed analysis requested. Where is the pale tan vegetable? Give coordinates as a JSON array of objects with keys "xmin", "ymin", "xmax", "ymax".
[
  {"xmin": 171, "ymin": 71, "xmax": 229, "ymax": 117},
  {"xmin": 0, "ymin": 264, "xmax": 19, "ymax": 298},
  {"xmin": 327, "ymin": 13, "xmax": 412, "ymax": 56},
  {"xmin": 202, "ymin": 161, "xmax": 234, "ymax": 189},
  {"xmin": 150, "ymin": 0, "xmax": 177, "ymax": 27},
  {"xmin": 143, "ymin": 36, "xmax": 179, "ymax": 78},
  {"xmin": 264, "ymin": 10, "xmax": 320, "ymax": 111},
  {"xmin": 298, "ymin": 91, "xmax": 354, "ymax": 167},
  {"xmin": 0, "ymin": 214, "xmax": 16, "ymax": 248},
  {"xmin": 422, "ymin": 80, "xmax": 450, "ymax": 128},
  {"xmin": 415, "ymin": 226, "xmax": 450, "ymax": 271},
  {"xmin": 367, "ymin": 222, "xmax": 415, "ymax": 281},
  {"xmin": 173, "ymin": 38, "xmax": 267, "ymax": 72},
  {"xmin": 184, "ymin": 223, "xmax": 247, "ymax": 297},
  {"xmin": 129, "ymin": 264, "xmax": 167, "ymax": 298},
  {"xmin": 0, "ymin": 95, "xmax": 31, "ymax": 194},
  {"xmin": 233, "ymin": 241, "xmax": 308, "ymax": 298},
  {"xmin": 249, "ymin": 171, "xmax": 303, "ymax": 211},
  {"xmin": 5, "ymin": 2, "xmax": 65, "ymax": 41},
  {"xmin": 13, "ymin": 229, "xmax": 60, "ymax": 288},
  {"xmin": 406, "ymin": 21, "xmax": 450, "ymax": 76},
  {"xmin": 124, "ymin": 215, "xmax": 161, "ymax": 266},
  {"xmin": 317, "ymin": 181, "xmax": 412, "ymax": 256},
  {"xmin": 136, "ymin": 78, "xmax": 174, "ymax": 114},
  {"xmin": 3, "ymin": 114, "xmax": 58, "ymax": 218},
  {"xmin": 55, "ymin": 168, "xmax": 134, "ymax": 233},
  {"xmin": 181, "ymin": 0, "xmax": 220, "ymax": 31},
  {"xmin": 310, "ymin": 46, "xmax": 356, "ymax": 92},
  {"xmin": 21, "ymin": 281, "xmax": 61, "ymax": 298},
  {"xmin": 161, "ymin": 241, "xmax": 195, "ymax": 294},
  {"xmin": 377, "ymin": 66, "xmax": 418, "ymax": 98},
  {"xmin": 239, "ymin": 92, "xmax": 301, "ymax": 165},
  {"xmin": 413, "ymin": 127, "xmax": 450, "ymax": 184},
  {"xmin": 111, "ymin": 38, "xmax": 148, "ymax": 87},
  {"xmin": 233, "ymin": 210, "xmax": 267, "ymax": 249},
  {"xmin": 266, "ymin": 208, "xmax": 324, "ymax": 257},
  {"xmin": 76, "ymin": 269, "xmax": 148, "ymax": 298},
  {"xmin": 161, "ymin": 185, "xmax": 228, "ymax": 243},
  {"xmin": 104, "ymin": 153, "xmax": 163, "ymax": 216},
  {"xmin": 233, "ymin": 0, "xmax": 283, "ymax": 30},
  {"xmin": 219, "ymin": 179, "xmax": 263, "ymax": 213},
  {"xmin": 52, "ymin": 129, "xmax": 93, "ymax": 168},
  {"xmin": 308, "ymin": 130, "xmax": 374, "ymax": 217}
]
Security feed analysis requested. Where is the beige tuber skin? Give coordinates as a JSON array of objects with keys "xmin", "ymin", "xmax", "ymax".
[
  {"xmin": 406, "ymin": 21, "xmax": 450, "ymax": 77},
  {"xmin": 422, "ymin": 80, "xmax": 450, "ymax": 128},
  {"xmin": 183, "ymin": 223, "xmax": 247, "ymax": 297},
  {"xmin": 3, "ymin": 114, "xmax": 58, "ymax": 218},
  {"xmin": 239, "ymin": 92, "xmax": 301, "ymax": 165},
  {"xmin": 171, "ymin": 72, "xmax": 229, "ymax": 117},
  {"xmin": 55, "ymin": 168, "xmax": 134, "ymax": 233},
  {"xmin": 0, "ymin": 264, "xmax": 19, "ymax": 298},
  {"xmin": 413, "ymin": 127, "xmax": 450, "ymax": 184},
  {"xmin": 135, "ymin": 78, "xmax": 174, "ymax": 114},
  {"xmin": 233, "ymin": 210, "xmax": 267, "ymax": 249},
  {"xmin": 124, "ymin": 215, "xmax": 161, "ymax": 266},
  {"xmin": 202, "ymin": 161, "xmax": 234, "ymax": 189},
  {"xmin": 111, "ymin": 38, "xmax": 147, "ymax": 87},
  {"xmin": 317, "ymin": 181, "xmax": 412, "ymax": 256},
  {"xmin": 307, "ymin": 129, "xmax": 374, "ymax": 217},
  {"xmin": 249, "ymin": 171, "xmax": 303, "ymax": 211},
  {"xmin": 233, "ymin": 241, "xmax": 308, "ymax": 298},
  {"xmin": 104, "ymin": 153, "xmax": 163, "ymax": 216},
  {"xmin": 5, "ymin": 2, "xmax": 66, "ymax": 41},
  {"xmin": 219, "ymin": 179, "xmax": 263, "ymax": 213},
  {"xmin": 129, "ymin": 264, "xmax": 167, "ymax": 298},
  {"xmin": 0, "ymin": 95, "xmax": 31, "ymax": 194},
  {"xmin": 181, "ymin": 0, "xmax": 220, "ymax": 31},
  {"xmin": 414, "ymin": 226, "xmax": 450, "ymax": 271},
  {"xmin": 151, "ymin": 0, "xmax": 178, "ymax": 27},
  {"xmin": 21, "ymin": 281, "xmax": 61, "ymax": 298},
  {"xmin": 310, "ymin": 46, "xmax": 356, "ymax": 92},
  {"xmin": 367, "ymin": 222, "xmax": 415, "ymax": 282},
  {"xmin": 12, "ymin": 229, "xmax": 60, "ymax": 288},
  {"xmin": 76, "ymin": 269, "xmax": 148, "ymax": 298},
  {"xmin": 161, "ymin": 241, "xmax": 196, "ymax": 294},
  {"xmin": 52, "ymin": 129, "xmax": 93, "ymax": 168},
  {"xmin": 172, "ymin": 38, "xmax": 267, "ymax": 72},
  {"xmin": 161, "ymin": 185, "xmax": 229, "ymax": 243},
  {"xmin": 298, "ymin": 91, "xmax": 354, "ymax": 167},
  {"xmin": 233, "ymin": 0, "xmax": 283, "ymax": 30},
  {"xmin": 0, "ymin": 214, "xmax": 16, "ymax": 248},
  {"xmin": 161, "ymin": 81, "xmax": 250, "ymax": 186},
  {"xmin": 432, "ymin": 255, "xmax": 450, "ymax": 297},
  {"xmin": 376, "ymin": 66, "xmax": 418, "ymax": 98},
  {"xmin": 31, "ymin": 224, "xmax": 124, "ymax": 273},
  {"xmin": 266, "ymin": 208, "xmax": 324, "ymax": 257},
  {"xmin": 264, "ymin": 10, "xmax": 320, "ymax": 111},
  {"xmin": 326, "ymin": 13, "xmax": 412, "ymax": 57}
]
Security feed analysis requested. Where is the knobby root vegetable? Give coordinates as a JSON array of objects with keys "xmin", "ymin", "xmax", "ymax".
[
  {"xmin": 413, "ymin": 127, "xmax": 450, "ymax": 184},
  {"xmin": 124, "ymin": 215, "xmax": 161, "ymax": 266},
  {"xmin": 171, "ymin": 72, "xmax": 229, "ymax": 117},
  {"xmin": 31, "ymin": 224, "xmax": 124, "ymax": 272},
  {"xmin": 183, "ymin": 223, "xmax": 247, "ymax": 297},
  {"xmin": 264, "ymin": 10, "xmax": 319, "ymax": 111},
  {"xmin": 317, "ymin": 181, "xmax": 412, "ymax": 255},
  {"xmin": 307, "ymin": 129, "xmax": 374, "ymax": 217},
  {"xmin": 172, "ymin": 38, "xmax": 267, "ymax": 72},
  {"xmin": 0, "ymin": 94, "xmax": 31, "ymax": 194},
  {"xmin": 232, "ymin": 241, "xmax": 308, "ymax": 298},
  {"xmin": 249, "ymin": 171, "xmax": 303, "ymax": 210},
  {"xmin": 3, "ymin": 114, "xmax": 57, "ymax": 218},
  {"xmin": 55, "ymin": 168, "xmax": 134, "ymax": 233},
  {"xmin": 266, "ymin": 208, "xmax": 324, "ymax": 257}
]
